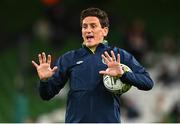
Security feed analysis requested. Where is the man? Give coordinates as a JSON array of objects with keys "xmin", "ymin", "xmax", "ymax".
[{"xmin": 32, "ymin": 7, "xmax": 154, "ymax": 123}]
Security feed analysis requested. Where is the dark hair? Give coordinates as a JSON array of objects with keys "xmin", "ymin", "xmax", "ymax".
[{"xmin": 80, "ymin": 7, "xmax": 109, "ymax": 28}]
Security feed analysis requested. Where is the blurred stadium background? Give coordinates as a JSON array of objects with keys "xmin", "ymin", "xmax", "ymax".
[{"xmin": 0, "ymin": 0, "xmax": 180, "ymax": 122}]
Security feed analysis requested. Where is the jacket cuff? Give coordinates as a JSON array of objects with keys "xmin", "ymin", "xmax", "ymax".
[
  {"xmin": 120, "ymin": 72, "xmax": 130, "ymax": 84},
  {"xmin": 40, "ymin": 79, "xmax": 48, "ymax": 84}
]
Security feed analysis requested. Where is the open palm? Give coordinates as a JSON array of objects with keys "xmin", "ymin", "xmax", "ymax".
[
  {"xmin": 99, "ymin": 51, "xmax": 124, "ymax": 77},
  {"xmin": 32, "ymin": 52, "xmax": 58, "ymax": 80}
]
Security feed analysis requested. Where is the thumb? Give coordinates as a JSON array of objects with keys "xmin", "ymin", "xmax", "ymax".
[
  {"xmin": 32, "ymin": 60, "xmax": 38, "ymax": 68},
  {"xmin": 52, "ymin": 66, "xmax": 58, "ymax": 73},
  {"xmin": 99, "ymin": 70, "xmax": 108, "ymax": 75}
]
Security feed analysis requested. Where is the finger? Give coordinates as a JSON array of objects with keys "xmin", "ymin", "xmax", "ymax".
[
  {"xmin": 111, "ymin": 50, "xmax": 116, "ymax": 61},
  {"xmin": 117, "ymin": 53, "xmax": 121, "ymax": 63},
  {"xmin": 32, "ymin": 60, "xmax": 39, "ymax": 68},
  {"xmin": 104, "ymin": 51, "xmax": 113, "ymax": 62},
  {"xmin": 38, "ymin": 54, "xmax": 42, "ymax": 64},
  {"xmin": 47, "ymin": 55, "xmax": 51, "ymax": 64},
  {"xmin": 42, "ymin": 52, "xmax": 46, "ymax": 63},
  {"xmin": 99, "ymin": 70, "xmax": 109, "ymax": 75},
  {"xmin": 101, "ymin": 54, "xmax": 109, "ymax": 64},
  {"xmin": 52, "ymin": 66, "xmax": 58, "ymax": 73}
]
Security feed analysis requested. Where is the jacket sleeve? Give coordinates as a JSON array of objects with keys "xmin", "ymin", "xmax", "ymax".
[
  {"xmin": 38, "ymin": 54, "xmax": 69, "ymax": 100},
  {"xmin": 119, "ymin": 49, "xmax": 154, "ymax": 90}
]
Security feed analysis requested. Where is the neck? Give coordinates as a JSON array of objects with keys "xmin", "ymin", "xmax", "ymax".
[
  {"xmin": 89, "ymin": 46, "xmax": 97, "ymax": 53},
  {"xmin": 83, "ymin": 40, "xmax": 108, "ymax": 53}
]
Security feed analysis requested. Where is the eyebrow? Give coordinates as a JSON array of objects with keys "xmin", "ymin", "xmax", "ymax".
[
  {"xmin": 83, "ymin": 22, "xmax": 97, "ymax": 25},
  {"xmin": 83, "ymin": 23, "xmax": 97, "ymax": 28}
]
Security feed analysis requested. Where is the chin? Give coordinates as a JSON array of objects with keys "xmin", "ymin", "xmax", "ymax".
[
  {"xmin": 86, "ymin": 44, "xmax": 97, "ymax": 48},
  {"xmin": 84, "ymin": 42, "xmax": 95, "ymax": 47}
]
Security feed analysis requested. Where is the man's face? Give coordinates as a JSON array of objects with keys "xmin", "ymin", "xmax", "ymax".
[{"xmin": 82, "ymin": 16, "xmax": 108, "ymax": 48}]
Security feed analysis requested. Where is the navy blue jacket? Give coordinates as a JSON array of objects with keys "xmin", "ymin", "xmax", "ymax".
[{"xmin": 39, "ymin": 43, "xmax": 154, "ymax": 123}]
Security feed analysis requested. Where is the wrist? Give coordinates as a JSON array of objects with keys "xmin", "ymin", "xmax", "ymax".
[
  {"xmin": 40, "ymin": 78, "xmax": 49, "ymax": 82},
  {"xmin": 116, "ymin": 72, "xmax": 124, "ymax": 78},
  {"xmin": 117, "ymin": 68, "xmax": 125, "ymax": 78}
]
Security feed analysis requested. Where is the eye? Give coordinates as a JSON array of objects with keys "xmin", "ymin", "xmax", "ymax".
[
  {"xmin": 91, "ymin": 24, "xmax": 96, "ymax": 29},
  {"xmin": 82, "ymin": 24, "xmax": 87, "ymax": 29}
]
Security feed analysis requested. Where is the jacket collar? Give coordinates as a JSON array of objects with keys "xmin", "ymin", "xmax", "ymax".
[
  {"xmin": 81, "ymin": 40, "xmax": 108, "ymax": 48},
  {"xmin": 82, "ymin": 40, "xmax": 108, "ymax": 53}
]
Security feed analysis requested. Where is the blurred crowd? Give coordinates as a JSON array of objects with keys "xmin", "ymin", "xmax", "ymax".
[{"xmin": 0, "ymin": 0, "xmax": 180, "ymax": 123}]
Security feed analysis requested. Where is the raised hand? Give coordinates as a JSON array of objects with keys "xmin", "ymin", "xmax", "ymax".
[
  {"xmin": 32, "ymin": 52, "xmax": 58, "ymax": 80},
  {"xmin": 99, "ymin": 50, "xmax": 124, "ymax": 77}
]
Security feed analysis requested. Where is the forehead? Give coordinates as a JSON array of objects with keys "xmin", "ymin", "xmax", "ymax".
[{"xmin": 82, "ymin": 16, "xmax": 100, "ymax": 24}]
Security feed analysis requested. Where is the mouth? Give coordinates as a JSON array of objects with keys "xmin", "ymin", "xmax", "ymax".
[{"xmin": 86, "ymin": 35, "xmax": 94, "ymax": 41}]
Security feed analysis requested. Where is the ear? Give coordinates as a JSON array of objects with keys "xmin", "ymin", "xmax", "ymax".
[{"xmin": 102, "ymin": 27, "xmax": 109, "ymax": 37}]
